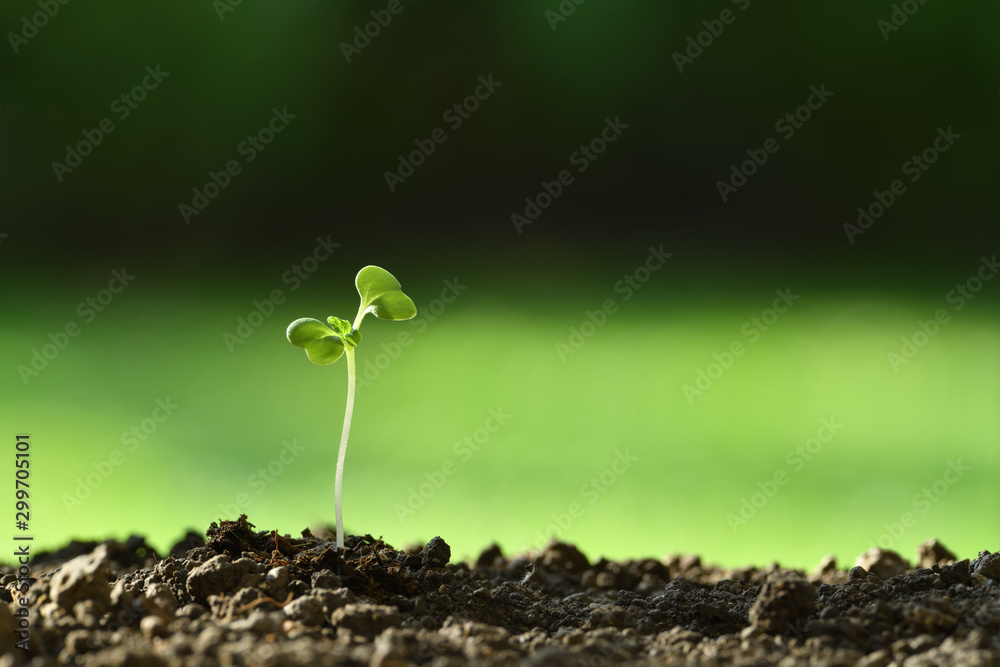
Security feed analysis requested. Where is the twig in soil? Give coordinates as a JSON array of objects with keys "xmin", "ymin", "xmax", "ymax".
[{"xmin": 236, "ymin": 592, "xmax": 294, "ymax": 613}]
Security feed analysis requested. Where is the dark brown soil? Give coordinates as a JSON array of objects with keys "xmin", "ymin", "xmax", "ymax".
[{"xmin": 2, "ymin": 515, "xmax": 997, "ymax": 666}]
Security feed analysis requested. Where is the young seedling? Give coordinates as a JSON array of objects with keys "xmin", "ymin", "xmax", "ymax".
[{"xmin": 286, "ymin": 265, "xmax": 416, "ymax": 549}]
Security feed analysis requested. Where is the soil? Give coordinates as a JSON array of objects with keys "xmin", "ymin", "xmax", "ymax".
[{"xmin": 1, "ymin": 515, "xmax": 997, "ymax": 666}]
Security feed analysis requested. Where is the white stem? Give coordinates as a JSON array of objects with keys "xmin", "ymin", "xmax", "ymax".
[{"xmin": 335, "ymin": 348, "xmax": 356, "ymax": 549}]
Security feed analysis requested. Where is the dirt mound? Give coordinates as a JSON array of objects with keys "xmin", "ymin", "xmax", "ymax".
[{"xmin": 2, "ymin": 516, "xmax": 996, "ymax": 665}]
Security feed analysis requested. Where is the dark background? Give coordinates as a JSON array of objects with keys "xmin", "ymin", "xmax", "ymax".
[{"xmin": 2, "ymin": 1, "xmax": 995, "ymax": 279}]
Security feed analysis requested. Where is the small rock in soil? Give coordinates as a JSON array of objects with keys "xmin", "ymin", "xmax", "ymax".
[
  {"xmin": 185, "ymin": 554, "xmax": 237, "ymax": 603},
  {"xmin": 855, "ymin": 547, "xmax": 909, "ymax": 579},
  {"xmin": 748, "ymin": 575, "xmax": 816, "ymax": 634},
  {"xmin": 813, "ymin": 554, "xmax": 837, "ymax": 575},
  {"xmin": 420, "ymin": 536, "xmax": 451, "ymax": 569},
  {"xmin": 49, "ymin": 543, "xmax": 112, "ymax": 612},
  {"xmin": 331, "ymin": 603, "xmax": 402, "ymax": 637},
  {"xmin": 971, "ymin": 550, "xmax": 1000, "ymax": 580},
  {"xmin": 917, "ymin": 537, "xmax": 958, "ymax": 567}
]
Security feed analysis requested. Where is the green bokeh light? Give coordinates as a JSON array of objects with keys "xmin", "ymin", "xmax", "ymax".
[{"xmin": 6, "ymin": 266, "xmax": 996, "ymax": 569}]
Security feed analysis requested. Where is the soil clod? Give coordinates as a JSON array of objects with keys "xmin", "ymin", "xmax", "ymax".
[{"xmin": 4, "ymin": 517, "xmax": 996, "ymax": 665}]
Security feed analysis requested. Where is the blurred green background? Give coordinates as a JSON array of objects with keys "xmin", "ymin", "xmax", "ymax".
[{"xmin": 1, "ymin": 2, "xmax": 997, "ymax": 569}]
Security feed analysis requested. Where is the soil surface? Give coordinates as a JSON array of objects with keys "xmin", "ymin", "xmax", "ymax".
[{"xmin": 1, "ymin": 515, "xmax": 997, "ymax": 666}]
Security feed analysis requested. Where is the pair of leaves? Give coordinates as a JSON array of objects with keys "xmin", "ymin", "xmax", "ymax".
[
  {"xmin": 287, "ymin": 266, "xmax": 416, "ymax": 365},
  {"xmin": 286, "ymin": 316, "xmax": 358, "ymax": 365}
]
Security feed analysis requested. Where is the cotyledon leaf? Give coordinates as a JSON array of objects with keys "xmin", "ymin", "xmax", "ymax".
[
  {"xmin": 287, "ymin": 317, "xmax": 345, "ymax": 365},
  {"xmin": 355, "ymin": 265, "xmax": 417, "ymax": 322}
]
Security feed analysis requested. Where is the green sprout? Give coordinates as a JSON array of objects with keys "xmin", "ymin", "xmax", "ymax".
[{"xmin": 286, "ymin": 265, "xmax": 416, "ymax": 549}]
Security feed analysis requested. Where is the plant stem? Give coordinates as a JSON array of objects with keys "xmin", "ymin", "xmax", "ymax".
[{"xmin": 335, "ymin": 347, "xmax": 356, "ymax": 549}]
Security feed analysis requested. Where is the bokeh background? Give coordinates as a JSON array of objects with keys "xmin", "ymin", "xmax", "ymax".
[{"xmin": 2, "ymin": 2, "xmax": 997, "ymax": 569}]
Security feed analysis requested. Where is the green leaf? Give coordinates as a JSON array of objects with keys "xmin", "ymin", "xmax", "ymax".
[
  {"xmin": 327, "ymin": 317, "xmax": 361, "ymax": 348},
  {"xmin": 286, "ymin": 317, "xmax": 345, "ymax": 365},
  {"xmin": 355, "ymin": 265, "xmax": 417, "ymax": 323},
  {"xmin": 304, "ymin": 337, "xmax": 345, "ymax": 364},
  {"xmin": 287, "ymin": 318, "xmax": 334, "ymax": 346},
  {"xmin": 327, "ymin": 316, "xmax": 353, "ymax": 338}
]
